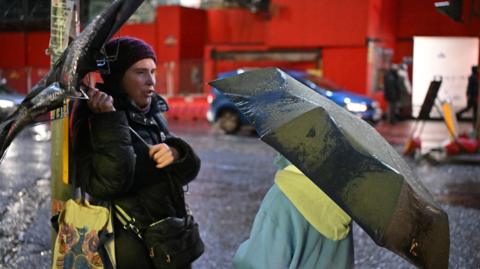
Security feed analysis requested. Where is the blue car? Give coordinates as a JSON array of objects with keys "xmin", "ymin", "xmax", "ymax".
[{"xmin": 207, "ymin": 68, "xmax": 382, "ymax": 134}]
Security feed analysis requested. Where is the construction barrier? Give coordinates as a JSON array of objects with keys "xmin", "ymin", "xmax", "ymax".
[{"xmin": 164, "ymin": 95, "xmax": 209, "ymax": 122}]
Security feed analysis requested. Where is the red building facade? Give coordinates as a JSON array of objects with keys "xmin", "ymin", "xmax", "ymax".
[{"xmin": 1, "ymin": 0, "xmax": 479, "ymax": 100}]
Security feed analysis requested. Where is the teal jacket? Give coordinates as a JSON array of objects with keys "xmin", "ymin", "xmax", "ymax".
[{"xmin": 233, "ymin": 184, "xmax": 354, "ymax": 269}]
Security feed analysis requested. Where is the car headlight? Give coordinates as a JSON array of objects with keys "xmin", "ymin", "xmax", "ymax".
[
  {"xmin": 207, "ymin": 93, "xmax": 215, "ymax": 104},
  {"xmin": 345, "ymin": 102, "xmax": 368, "ymax": 113},
  {"xmin": 0, "ymin": 99, "xmax": 15, "ymax": 109}
]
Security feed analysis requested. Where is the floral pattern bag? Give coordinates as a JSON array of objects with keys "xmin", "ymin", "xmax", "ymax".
[{"xmin": 52, "ymin": 199, "xmax": 115, "ymax": 269}]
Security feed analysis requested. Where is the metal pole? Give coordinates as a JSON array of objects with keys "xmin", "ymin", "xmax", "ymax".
[{"xmin": 49, "ymin": 0, "xmax": 78, "ymax": 249}]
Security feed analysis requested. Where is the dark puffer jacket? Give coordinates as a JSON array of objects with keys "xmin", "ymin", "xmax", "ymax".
[{"xmin": 72, "ymin": 93, "xmax": 201, "ymax": 268}]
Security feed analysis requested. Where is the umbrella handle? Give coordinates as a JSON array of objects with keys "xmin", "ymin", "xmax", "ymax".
[{"xmin": 129, "ymin": 127, "xmax": 150, "ymax": 149}]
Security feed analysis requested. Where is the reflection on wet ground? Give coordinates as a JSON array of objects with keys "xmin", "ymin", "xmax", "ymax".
[
  {"xmin": 0, "ymin": 126, "xmax": 52, "ymax": 268},
  {"xmin": 402, "ymin": 149, "xmax": 480, "ymax": 210},
  {"xmin": 435, "ymin": 182, "xmax": 480, "ymax": 209}
]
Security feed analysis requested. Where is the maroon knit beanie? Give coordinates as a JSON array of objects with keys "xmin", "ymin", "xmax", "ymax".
[{"xmin": 101, "ymin": 36, "xmax": 157, "ymax": 88}]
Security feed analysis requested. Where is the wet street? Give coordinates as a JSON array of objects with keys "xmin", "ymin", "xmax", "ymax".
[{"xmin": 0, "ymin": 121, "xmax": 479, "ymax": 268}]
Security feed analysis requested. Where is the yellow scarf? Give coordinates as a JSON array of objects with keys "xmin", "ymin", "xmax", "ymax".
[{"xmin": 275, "ymin": 165, "xmax": 351, "ymax": 241}]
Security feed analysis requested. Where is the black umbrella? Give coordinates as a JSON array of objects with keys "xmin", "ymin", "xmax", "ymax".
[
  {"xmin": 209, "ymin": 67, "xmax": 449, "ymax": 269},
  {"xmin": 0, "ymin": 0, "xmax": 144, "ymax": 160}
]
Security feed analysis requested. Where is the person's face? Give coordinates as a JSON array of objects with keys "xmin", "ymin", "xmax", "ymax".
[{"xmin": 121, "ymin": 58, "xmax": 157, "ymax": 108}]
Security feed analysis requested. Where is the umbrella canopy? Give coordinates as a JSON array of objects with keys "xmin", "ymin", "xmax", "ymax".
[
  {"xmin": 209, "ymin": 67, "xmax": 449, "ymax": 269},
  {"xmin": 0, "ymin": 0, "xmax": 144, "ymax": 160}
]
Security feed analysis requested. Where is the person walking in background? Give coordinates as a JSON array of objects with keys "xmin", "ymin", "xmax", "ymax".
[
  {"xmin": 457, "ymin": 65, "xmax": 479, "ymax": 128},
  {"xmin": 396, "ymin": 63, "xmax": 412, "ymax": 120},
  {"xmin": 71, "ymin": 37, "xmax": 202, "ymax": 269},
  {"xmin": 397, "ymin": 63, "xmax": 412, "ymax": 95},
  {"xmin": 383, "ymin": 64, "xmax": 400, "ymax": 124},
  {"xmin": 233, "ymin": 155, "xmax": 354, "ymax": 269}
]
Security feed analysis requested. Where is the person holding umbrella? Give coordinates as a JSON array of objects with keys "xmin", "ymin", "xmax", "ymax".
[
  {"xmin": 211, "ymin": 68, "xmax": 449, "ymax": 269},
  {"xmin": 233, "ymin": 155, "xmax": 354, "ymax": 269},
  {"xmin": 71, "ymin": 37, "xmax": 202, "ymax": 269}
]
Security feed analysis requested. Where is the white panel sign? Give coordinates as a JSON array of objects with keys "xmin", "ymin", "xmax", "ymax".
[{"xmin": 412, "ymin": 37, "xmax": 478, "ymax": 117}]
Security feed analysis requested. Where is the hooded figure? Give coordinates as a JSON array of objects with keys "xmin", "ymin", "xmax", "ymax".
[
  {"xmin": 71, "ymin": 37, "xmax": 202, "ymax": 269},
  {"xmin": 233, "ymin": 155, "xmax": 354, "ymax": 269}
]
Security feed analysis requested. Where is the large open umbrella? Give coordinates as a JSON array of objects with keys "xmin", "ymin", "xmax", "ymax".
[
  {"xmin": 210, "ymin": 68, "xmax": 449, "ymax": 269},
  {"xmin": 0, "ymin": 0, "xmax": 144, "ymax": 160}
]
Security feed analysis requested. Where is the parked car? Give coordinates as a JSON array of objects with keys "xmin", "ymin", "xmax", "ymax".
[
  {"xmin": 0, "ymin": 82, "xmax": 50, "ymax": 141},
  {"xmin": 207, "ymin": 68, "xmax": 382, "ymax": 134}
]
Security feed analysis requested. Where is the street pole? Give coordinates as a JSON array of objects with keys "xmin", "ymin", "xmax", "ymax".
[{"xmin": 49, "ymin": 0, "xmax": 78, "ymax": 246}]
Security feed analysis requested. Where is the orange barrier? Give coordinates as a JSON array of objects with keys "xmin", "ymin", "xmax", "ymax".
[{"xmin": 164, "ymin": 96, "xmax": 209, "ymax": 122}]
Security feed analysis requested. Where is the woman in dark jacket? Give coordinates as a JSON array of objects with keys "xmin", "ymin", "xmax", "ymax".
[{"xmin": 72, "ymin": 37, "xmax": 201, "ymax": 269}]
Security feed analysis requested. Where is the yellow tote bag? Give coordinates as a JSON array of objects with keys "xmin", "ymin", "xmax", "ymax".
[{"xmin": 52, "ymin": 199, "xmax": 115, "ymax": 269}]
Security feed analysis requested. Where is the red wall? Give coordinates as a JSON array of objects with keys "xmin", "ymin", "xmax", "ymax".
[
  {"xmin": 266, "ymin": 0, "xmax": 369, "ymax": 47},
  {"xmin": 26, "ymin": 32, "xmax": 50, "ymax": 68},
  {"xmin": 205, "ymin": 0, "xmax": 374, "ymax": 94},
  {"xmin": 155, "ymin": 6, "xmax": 181, "ymax": 61},
  {"xmin": 4, "ymin": 0, "xmax": 480, "ymax": 97},
  {"xmin": 180, "ymin": 7, "xmax": 207, "ymax": 59},
  {"xmin": 116, "ymin": 23, "xmax": 157, "ymax": 53},
  {"xmin": 207, "ymin": 8, "xmax": 266, "ymax": 44},
  {"xmin": 393, "ymin": 40, "xmax": 413, "ymax": 63},
  {"xmin": 0, "ymin": 32, "xmax": 49, "ymax": 93},
  {"xmin": 367, "ymin": 0, "xmax": 397, "ymax": 48},
  {"xmin": 154, "ymin": 6, "xmax": 207, "ymax": 60},
  {"xmin": 0, "ymin": 33, "xmax": 26, "ymax": 68},
  {"xmin": 323, "ymin": 47, "xmax": 368, "ymax": 94},
  {"xmin": 397, "ymin": 0, "xmax": 480, "ymax": 38}
]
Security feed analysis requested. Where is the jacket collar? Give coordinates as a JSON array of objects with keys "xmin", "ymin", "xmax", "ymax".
[
  {"xmin": 126, "ymin": 94, "xmax": 169, "ymax": 114},
  {"xmin": 126, "ymin": 95, "xmax": 169, "ymax": 127}
]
